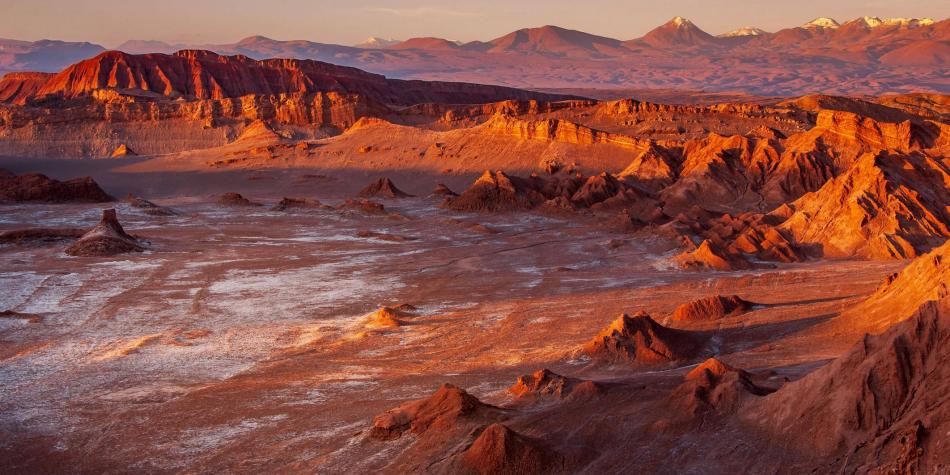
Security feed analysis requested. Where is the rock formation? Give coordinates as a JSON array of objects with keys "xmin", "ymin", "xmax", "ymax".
[
  {"xmin": 431, "ymin": 183, "xmax": 458, "ymax": 197},
  {"xmin": 617, "ymin": 143, "xmax": 679, "ymax": 192},
  {"xmin": 777, "ymin": 152, "xmax": 950, "ymax": 259},
  {"xmin": 216, "ymin": 192, "xmax": 259, "ymax": 206},
  {"xmin": 676, "ymin": 240, "xmax": 751, "ymax": 271},
  {"xmin": 361, "ymin": 306, "xmax": 414, "ymax": 329},
  {"xmin": 0, "ymin": 227, "xmax": 86, "ymax": 245},
  {"xmin": 481, "ymin": 114, "xmax": 646, "ymax": 150},
  {"xmin": 672, "ymin": 357, "xmax": 776, "ymax": 415},
  {"xmin": 271, "ymin": 197, "xmax": 327, "ymax": 211},
  {"xmin": 358, "ymin": 178, "xmax": 414, "ymax": 198},
  {"xmin": 583, "ymin": 311, "xmax": 707, "ymax": 365},
  {"xmin": 110, "ymin": 144, "xmax": 136, "ymax": 157},
  {"xmin": 748, "ymin": 298, "xmax": 950, "ymax": 473},
  {"xmin": 0, "ymin": 72, "xmax": 56, "ymax": 105},
  {"xmin": 840, "ymin": 239, "xmax": 950, "ymax": 332},
  {"xmin": 369, "ymin": 383, "xmax": 505, "ymax": 441},
  {"xmin": 670, "ymin": 295, "xmax": 756, "ymax": 322},
  {"xmin": 15, "ymin": 50, "xmax": 567, "ymax": 106},
  {"xmin": 455, "ymin": 423, "xmax": 564, "ymax": 475},
  {"xmin": 444, "ymin": 171, "xmax": 546, "ymax": 212},
  {"xmin": 64, "ymin": 209, "xmax": 144, "ymax": 257},
  {"xmin": 507, "ymin": 369, "xmax": 601, "ymax": 402},
  {"xmin": 123, "ymin": 195, "xmax": 176, "ymax": 216},
  {"xmin": 336, "ymin": 199, "xmax": 387, "ymax": 215},
  {"xmin": 0, "ymin": 170, "xmax": 112, "ymax": 203}
]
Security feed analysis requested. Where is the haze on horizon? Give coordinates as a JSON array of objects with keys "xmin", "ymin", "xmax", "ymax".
[{"xmin": 2, "ymin": 0, "xmax": 947, "ymax": 48}]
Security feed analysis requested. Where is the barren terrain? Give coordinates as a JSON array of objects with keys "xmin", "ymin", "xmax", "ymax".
[
  {"xmin": 0, "ymin": 165, "xmax": 907, "ymax": 472},
  {"xmin": 0, "ymin": 42, "xmax": 949, "ymax": 473}
]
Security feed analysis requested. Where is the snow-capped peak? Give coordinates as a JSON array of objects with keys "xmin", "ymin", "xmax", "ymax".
[
  {"xmin": 355, "ymin": 36, "xmax": 400, "ymax": 48},
  {"xmin": 803, "ymin": 17, "xmax": 840, "ymax": 29},
  {"xmin": 720, "ymin": 26, "xmax": 768, "ymax": 37},
  {"xmin": 841, "ymin": 16, "xmax": 936, "ymax": 29},
  {"xmin": 670, "ymin": 16, "xmax": 693, "ymax": 28},
  {"xmin": 880, "ymin": 17, "xmax": 935, "ymax": 28},
  {"xmin": 855, "ymin": 16, "xmax": 883, "ymax": 28}
]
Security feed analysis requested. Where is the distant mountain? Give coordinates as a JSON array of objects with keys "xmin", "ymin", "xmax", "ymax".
[
  {"xmin": 354, "ymin": 37, "xmax": 400, "ymax": 49},
  {"xmin": 802, "ymin": 17, "xmax": 841, "ymax": 29},
  {"xmin": 389, "ymin": 37, "xmax": 463, "ymax": 50},
  {"xmin": 6, "ymin": 49, "xmax": 569, "ymax": 105},
  {"xmin": 485, "ymin": 25, "xmax": 630, "ymax": 58},
  {"xmin": 2, "ymin": 16, "xmax": 947, "ymax": 96},
  {"xmin": 632, "ymin": 17, "xmax": 718, "ymax": 48},
  {"xmin": 227, "ymin": 35, "xmax": 359, "ymax": 59},
  {"xmin": 0, "ymin": 38, "xmax": 105, "ymax": 74},
  {"xmin": 719, "ymin": 27, "xmax": 768, "ymax": 38}
]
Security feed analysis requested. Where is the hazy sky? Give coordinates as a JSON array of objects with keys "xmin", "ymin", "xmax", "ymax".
[{"xmin": 2, "ymin": 0, "xmax": 948, "ymax": 47}]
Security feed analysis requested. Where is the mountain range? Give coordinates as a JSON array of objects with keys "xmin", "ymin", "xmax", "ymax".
[{"xmin": 1, "ymin": 15, "xmax": 947, "ymax": 96}]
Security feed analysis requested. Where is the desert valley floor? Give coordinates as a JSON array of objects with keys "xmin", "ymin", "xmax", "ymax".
[
  {"xmin": 0, "ymin": 31, "xmax": 949, "ymax": 473},
  {"xmin": 0, "ymin": 162, "xmax": 928, "ymax": 473}
]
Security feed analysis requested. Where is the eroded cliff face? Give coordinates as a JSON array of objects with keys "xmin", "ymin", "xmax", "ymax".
[
  {"xmin": 0, "ymin": 50, "xmax": 580, "ymax": 157},
  {"xmin": 18, "ymin": 50, "xmax": 568, "ymax": 106},
  {"xmin": 480, "ymin": 114, "xmax": 649, "ymax": 150},
  {"xmin": 0, "ymin": 72, "xmax": 55, "ymax": 105},
  {"xmin": 0, "ymin": 91, "xmax": 389, "ymax": 157}
]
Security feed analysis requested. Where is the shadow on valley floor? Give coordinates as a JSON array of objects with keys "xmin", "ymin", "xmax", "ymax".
[
  {"xmin": 760, "ymin": 294, "xmax": 863, "ymax": 307},
  {"xmin": 0, "ymin": 156, "xmax": 482, "ymax": 201}
]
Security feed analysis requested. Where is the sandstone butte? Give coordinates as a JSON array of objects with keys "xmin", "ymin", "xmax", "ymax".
[
  {"xmin": 507, "ymin": 369, "xmax": 601, "ymax": 402},
  {"xmin": 670, "ymin": 295, "xmax": 756, "ymax": 321},
  {"xmin": 582, "ymin": 311, "xmax": 707, "ymax": 365},
  {"xmin": 671, "ymin": 357, "xmax": 776, "ymax": 415},
  {"xmin": 64, "ymin": 209, "xmax": 144, "ymax": 257},
  {"xmin": 369, "ymin": 383, "xmax": 505, "ymax": 442},
  {"xmin": 0, "ymin": 169, "xmax": 112, "ymax": 203}
]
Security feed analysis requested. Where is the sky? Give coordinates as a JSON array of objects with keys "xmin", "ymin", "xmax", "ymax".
[{"xmin": 1, "ymin": 0, "xmax": 948, "ymax": 47}]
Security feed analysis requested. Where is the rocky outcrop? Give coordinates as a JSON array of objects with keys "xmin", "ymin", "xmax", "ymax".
[
  {"xmin": 672, "ymin": 357, "xmax": 776, "ymax": 415},
  {"xmin": 336, "ymin": 198, "xmax": 387, "ymax": 215},
  {"xmin": 675, "ymin": 240, "xmax": 751, "ymax": 271},
  {"xmin": 481, "ymin": 114, "xmax": 647, "ymax": 150},
  {"xmin": 748, "ymin": 298, "xmax": 950, "ymax": 473},
  {"xmin": 617, "ymin": 143, "xmax": 679, "ymax": 192},
  {"xmin": 123, "ymin": 195, "xmax": 176, "ymax": 216},
  {"xmin": 583, "ymin": 311, "xmax": 708, "ymax": 365},
  {"xmin": 358, "ymin": 178, "xmax": 414, "ymax": 198},
  {"xmin": 271, "ymin": 197, "xmax": 327, "ymax": 211},
  {"xmin": 507, "ymin": 369, "xmax": 601, "ymax": 402},
  {"xmin": 778, "ymin": 152, "xmax": 950, "ymax": 259},
  {"xmin": 369, "ymin": 383, "xmax": 505, "ymax": 441},
  {"xmin": 670, "ymin": 147, "xmax": 950, "ymax": 268},
  {"xmin": 841, "ymin": 239, "xmax": 950, "ymax": 333},
  {"xmin": 110, "ymin": 144, "xmax": 136, "ymax": 157},
  {"xmin": 659, "ymin": 133, "xmax": 782, "ymax": 214},
  {"xmin": 782, "ymin": 110, "xmax": 948, "ymax": 171},
  {"xmin": 0, "ymin": 72, "xmax": 54, "ymax": 105},
  {"xmin": 64, "ymin": 209, "xmax": 144, "ymax": 257},
  {"xmin": 443, "ymin": 171, "xmax": 547, "ymax": 212},
  {"xmin": 444, "ymin": 170, "xmax": 658, "ymax": 217},
  {"xmin": 0, "ymin": 227, "xmax": 85, "ymax": 245},
  {"xmin": 431, "ymin": 183, "xmax": 458, "ymax": 197},
  {"xmin": 455, "ymin": 423, "xmax": 564, "ymax": 475},
  {"xmin": 0, "ymin": 170, "xmax": 112, "ymax": 203},
  {"xmin": 216, "ymin": 192, "xmax": 259, "ymax": 207},
  {"xmin": 670, "ymin": 295, "xmax": 756, "ymax": 322},
  {"xmin": 361, "ymin": 306, "xmax": 414, "ymax": 329}
]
